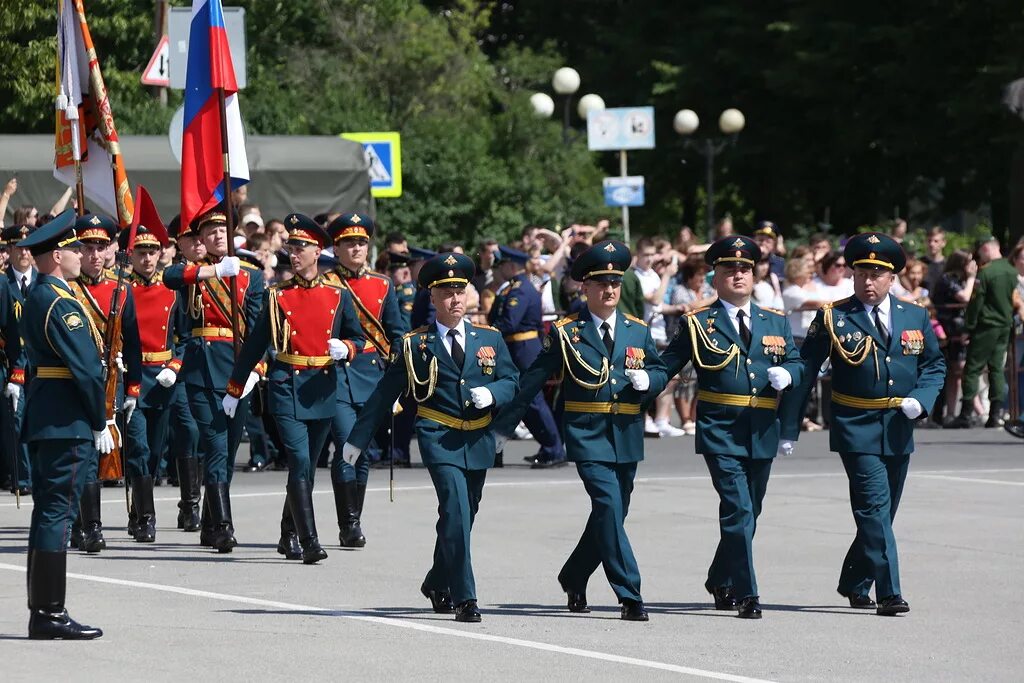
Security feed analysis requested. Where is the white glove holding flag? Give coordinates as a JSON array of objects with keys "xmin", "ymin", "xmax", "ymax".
[
  {"xmin": 470, "ymin": 387, "xmax": 494, "ymax": 409},
  {"xmin": 624, "ymin": 369, "xmax": 650, "ymax": 391},
  {"xmin": 767, "ymin": 367, "xmax": 792, "ymax": 391},
  {"xmin": 155, "ymin": 368, "xmax": 177, "ymax": 388},
  {"xmin": 214, "ymin": 256, "xmax": 241, "ymax": 278},
  {"xmin": 123, "ymin": 397, "xmax": 137, "ymax": 425},
  {"xmin": 93, "ymin": 420, "xmax": 116, "ymax": 455},
  {"xmin": 777, "ymin": 439, "xmax": 795, "ymax": 457},
  {"xmin": 342, "ymin": 442, "xmax": 361, "ymax": 464},
  {"xmin": 328, "ymin": 338, "xmax": 349, "ymax": 361},
  {"xmin": 900, "ymin": 398, "xmax": 923, "ymax": 420},
  {"xmin": 115, "ymin": 351, "xmax": 126, "ymax": 374},
  {"xmin": 5, "ymin": 383, "xmax": 20, "ymax": 412},
  {"xmin": 242, "ymin": 371, "xmax": 260, "ymax": 398}
]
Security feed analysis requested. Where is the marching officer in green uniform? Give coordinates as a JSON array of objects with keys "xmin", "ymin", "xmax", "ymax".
[
  {"xmin": 779, "ymin": 233, "xmax": 945, "ymax": 616},
  {"xmin": 661, "ymin": 236, "xmax": 804, "ymax": 619},
  {"xmin": 20, "ymin": 210, "xmax": 108, "ymax": 639},
  {"xmin": 492, "ymin": 240, "xmax": 667, "ymax": 622},
  {"xmin": 2, "ymin": 223, "xmax": 33, "ymax": 499},
  {"xmin": 343, "ymin": 252, "xmax": 518, "ymax": 623},
  {"xmin": 224, "ymin": 214, "xmax": 364, "ymax": 563}
]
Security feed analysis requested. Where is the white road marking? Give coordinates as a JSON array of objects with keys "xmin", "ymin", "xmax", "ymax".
[
  {"xmin": 3, "ymin": 469, "xmax": 1023, "ymax": 509},
  {"xmin": 913, "ymin": 474, "xmax": 1024, "ymax": 487},
  {"xmin": 0, "ymin": 561, "xmax": 774, "ymax": 683}
]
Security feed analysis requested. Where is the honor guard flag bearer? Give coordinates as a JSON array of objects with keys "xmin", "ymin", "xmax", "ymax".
[{"xmin": 180, "ymin": 0, "xmax": 249, "ymax": 230}]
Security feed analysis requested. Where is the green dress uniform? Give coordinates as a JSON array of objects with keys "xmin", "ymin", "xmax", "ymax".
[
  {"xmin": 779, "ymin": 233, "xmax": 946, "ymax": 614},
  {"xmin": 492, "ymin": 241, "xmax": 667, "ymax": 621},
  {"xmin": 661, "ymin": 236, "xmax": 804, "ymax": 618},
  {"xmin": 226, "ymin": 215, "xmax": 364, "ymax": 563},
  {"xmin": 20, "ymin": 211, "xmax": 104, "ymax": 639},
  {"xmin": 346, "ymin": 253, "xmax": 518, "ymax": 623}
]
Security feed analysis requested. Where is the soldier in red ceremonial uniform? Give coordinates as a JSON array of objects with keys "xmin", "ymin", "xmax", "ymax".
[
  {"xmin": 163, "ymin": 208, "xmax": 266, "ymax": 553},
  {"xmin": 67, "ymin": 214, "xmax": 142, "ymax": 554},
  {"xmin": 325, "ymin": 213, "xmax": 408, "ymax": 548},
  {"xmin": 223, "ymin": 214, "xmax": 364, "ymax": 563},
  {"xmin": 120, "ymin": 223, "xmax": 188, "ymax": 543}
]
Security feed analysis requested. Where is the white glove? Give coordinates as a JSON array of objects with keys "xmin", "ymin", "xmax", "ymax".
[
  {"xmin": 4, "ymin": 382, "xmax": 20, "ymax": 412},
  {"xmin": 469, "ymin": 387, "xmax": 494, "ymax": 409},
  {"xmin": 155, "ymin": 367, "xmax": 177, "ymax": 388},
  {"xmin": 123, "ymin": 397, "xmax": 137, "ymax": 425},
  {"xmin": 767, "ymin": 366, "xmax": 793, "ymax": 391},
  {"xmin": 115, "ymin": 351, "xmax": 126, "ymax": 374},
  {"xmin": 214, "ymin": 256, "xmax": 241, "ymax": 278},
  {"xmin": 777, "ymin": 439, "xmax": 795, "ymax": 457},
  {"xmin": 342, "ymin": 442, "xmax": 361, "ymax": 464},
  {"xmin": 328, "ymin": 338, "xmax": 349, "ymax": 361},
  {"xmin": 221, "ymin": 393, "xmax": 239, "ymax": 418},
  {"xmin": 493, "ymin": 433, "xmax": 509, "ymax": 453},
  {"xmin": 624, "ymin": 369, "xmax": 650, "ymax": 391},
  {"xmin": 93, "ymin": 421, "xmax": 115, "ymax": 455},
  {"xmin": 900, "ymin": 397, "xmax": 923, "ymax": 420},
  {"xmin": 242, "ymin": 371, "xmax": 259, "ymax": 398}
]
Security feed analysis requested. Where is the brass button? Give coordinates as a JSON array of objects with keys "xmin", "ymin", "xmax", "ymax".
[
  {"xmin": 749, "ymin": 372, "xmax": 756, "ymax": 379},
  {"xmin": 294, "ymin": 370, "xmax": 299, "ymax": 376},
  {"xmin": 612, "ymin": 393, "xmax": 618, "ymax": 400},
  {"xmin": 371, "ymin": 359, "xmax": 377, "ymax": 365},
  {"xmin": 751, "ymin": 387, "xmax": 758, "ymax": 394},
  {"xmin": 746, "ymin": 359, "xmax": 752, "ymax": 365},
  {"xmin": 460, "ymin": 379, "xmax": 465, "ymax": 385},
  {"xmin": 885, "ymin": 356, "xmax": 891, "ymax": 363},
  {"xmin": 611, "ymin": 379, "xmax": 617, "ymax": 385},
  {"xmin": 888, "ymin": 379, "xmax": 894, "ymax": 386},
  {"xmin": 465, "ymin": 400, "xmax": 471, "ymax": 407}
]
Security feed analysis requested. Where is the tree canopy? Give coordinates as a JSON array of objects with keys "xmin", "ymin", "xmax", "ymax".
[{"xmin": 2, "ymin": 0, "xmax": 1022, "ymax": 244}]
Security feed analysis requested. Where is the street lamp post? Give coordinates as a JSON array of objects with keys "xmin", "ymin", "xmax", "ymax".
[
  {"xmin": 531, "ymin": 68, "xmax": 604, "ymax": 145},
  {"xmin": 674, "ymin": 108, "xmax": 746, "ymax": 234}
]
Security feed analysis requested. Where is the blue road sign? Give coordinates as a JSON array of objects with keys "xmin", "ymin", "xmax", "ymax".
[{"xmin": 603, "ymin": 176, "xmax": 645, "ymax": 207}]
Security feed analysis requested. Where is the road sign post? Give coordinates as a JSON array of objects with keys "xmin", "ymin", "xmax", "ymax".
[{"xmin": 587, "ymin": 107, "xmax": 655, "ymax": 244}]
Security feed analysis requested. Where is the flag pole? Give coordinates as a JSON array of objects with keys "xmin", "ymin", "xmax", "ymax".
[
  {"xmin": 70, "ymin": 122, "xmax": 85, "ymax": 216},
  {"xmin": 217, "ymin": 87, "xmax": 242, "ymax": 359}
]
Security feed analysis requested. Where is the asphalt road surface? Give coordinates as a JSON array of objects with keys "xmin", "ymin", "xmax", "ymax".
[{"xmin": 1, "ymin": 427, "xmax": 1021, "ymax": 681}]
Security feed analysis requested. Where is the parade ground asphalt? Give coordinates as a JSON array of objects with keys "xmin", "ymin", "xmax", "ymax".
[{"xmin": 0, "ymin": 428, "xmax": 1021, "ymax": 682}]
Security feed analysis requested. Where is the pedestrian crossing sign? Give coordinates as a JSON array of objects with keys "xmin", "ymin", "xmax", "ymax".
[{"xmin": 340, "ymin": 132, "xmax": 402, "ymax": 198}]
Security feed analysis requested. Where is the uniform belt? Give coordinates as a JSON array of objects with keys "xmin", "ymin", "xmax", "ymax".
[
  {"xmin": 504, "ymin": 330, "xmax": 539, "ymax": 342},
  {"xmin": 276, "ymin": 352, "xmax": 333, "ymax": 369},
  {"xmin": 36, "ymin": 366, "xmax": 73, "ymax": 379},
  {"xmin": 831, "ymin": 390, "xmax": 904, "ymax": 410},
  {"xmin": 417, "ymin": 406, "xmax": 492, "ymax": 431},
  {"xmin": 564, "ymin": 400, "xmax": 642, "ymax": 415},
  {"xmin": 360, "ymin": 341, "xmax": 379, "ymax": 354},
  {"xmin": 697, "ymin": 390, "xmax": 778, "ymax": 410},
  {"xmin": 192, "ymin": 326, "xmax": 234, "ymax": 339},
  {"xmin": 142, "ymin": 350, "xmax": 173, "ymax": 363}
]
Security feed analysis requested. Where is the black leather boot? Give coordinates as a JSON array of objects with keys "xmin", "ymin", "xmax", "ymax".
[
  {"xmin": 333, "ymin": 480, "xmax": 366, "ymax": 548},
  {"xmin": 132, "ymin": 476, "xmax": 156, "ymax": 543},
  {"xmin": 289, "ymin": 480, "xmax": 327, "ymax": 564},
  {"xmin": 27, "ymin": 550, "xmax": 102, "ymax": 640},
  {"xmin": 199, "ymin": 492, "xmax": 214, "ymax": 547},
  {"xmin": 206, "ymin": 482, "xmax": 237, "ymax": 553},
  {"xmin": 277, "ymin": 496, "xmax": 301, "ymax": 560},
  {"xmin": 69, "ymin": 516, "xmax": 85, "ymax": 550},
  {"xmin": 176, "ymin": 457, "xmax": 202, "ymax": 532},
  {"xmin": 79, "ymin": 482, "xmax": 105, "ymax": 554},
  {"xmin": 985, "ymin": 401, "xmax": 1004, "ymax": 428}
]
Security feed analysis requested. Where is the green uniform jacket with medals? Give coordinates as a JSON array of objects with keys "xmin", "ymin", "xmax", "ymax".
[
  {"xmin": 492, "ymin": 312, "xmax": 667, "ymax": 463},
  {"xmin": 661, "ymin": 300, "xmax": 804, "ymax": 459},
  {"xmin": 778, "ymin": 295, "xmax": 946, "ymax": 455}
]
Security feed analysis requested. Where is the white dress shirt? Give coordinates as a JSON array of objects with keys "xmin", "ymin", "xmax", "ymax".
[
  {"xmin": 435, "ymin": 318, "xmax": 467, "ymax": 360},
  {"xmin": 719, "ymin": 299, "xmax": 752, "ymax": 334},
  {"xmin": 590, "ymin": 310, "xmax": 618, "ymax": 341},
  {"xmin": 863, "ymin": 297, "xmax": 892, "ymax": 337}
]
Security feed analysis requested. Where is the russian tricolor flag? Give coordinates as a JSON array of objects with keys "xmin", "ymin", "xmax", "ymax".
[{"xmin": 180, "ymin": 0, "xmax": 249, "ymax": 230}]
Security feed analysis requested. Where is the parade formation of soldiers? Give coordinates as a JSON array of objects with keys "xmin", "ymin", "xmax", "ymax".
[{"xmin": 3, "ymin": 205, "xmax": 946, "ymax": 638}]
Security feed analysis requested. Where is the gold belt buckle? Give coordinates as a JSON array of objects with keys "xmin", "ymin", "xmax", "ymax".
[
  {"xmin": 888, "ymin": 397, "xmax": 901, "ymax": 408},
  {"xmin": 306, "ymin": 356, "xmax": 317, "ymax": 367},
  {"xmin": 610, "ymin": 403, "xmax": 620, "ymax": 414},
  {"xmin": 460, "ymin": 420, "xmax": 471, "ymax": 430},
  {"xmin": 749, "ymin": 396, "xmax": 759, "ymax": 408}
]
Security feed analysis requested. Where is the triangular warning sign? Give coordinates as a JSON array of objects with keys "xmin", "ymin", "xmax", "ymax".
[{"xmin": 142, "ymin": 35, "xmax": 170, "ymax": 87}]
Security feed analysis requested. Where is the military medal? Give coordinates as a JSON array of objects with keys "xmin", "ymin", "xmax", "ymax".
[
  {"xmin": 625, "ymin": 346, "xmax": 645, "ymax": 370},
  {"xmin": 477, "ymin": 346, "xmax": 496, "ymax": 374},
  {"xmin": 836, "ymin": 319, "xmax": 845, "ymax": 328},
  {"xmin": 901, "ymin": 329, "xmax": 924, "ymax": 355},
  {"xmin": 853, "ymin": 331, "xmax": 863, "ymax": 341}
]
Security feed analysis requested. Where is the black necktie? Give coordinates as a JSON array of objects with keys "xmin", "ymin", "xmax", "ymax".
[
  {"xmin": 873, "ymin": 307, "xmax": 889, "ymax": 347},
  {"xmin": 20, "ymin": 276, "xmax": 27, "ymax": 298},
  {"xmin": 447, "ymin": 329, "xmax": 465, "ymax": 367},
  {"xmin": 601, "ymin": 321, "xmax": 614, "ymax": 356},
  {"xmin": 737, "ymin": 309, "xmax": 752, "ymax": 348}
]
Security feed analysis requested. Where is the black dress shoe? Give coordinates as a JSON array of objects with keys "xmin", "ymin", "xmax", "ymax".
[
  {"xmin": 454, "ymin": 600, "xmax": 482, "ymax": 623},
  {"xmin": 620, "ymin": 598, "xmax": 649, "ymax": 621},
  {"xmin": 277, "ymin": 532, "xmax": 302, "ymax": 560},
  {"xmin": 421, "ymin": 584, "xmax": 454, "ymax": 614},
  {"xmin": 531, "ymin": 457, "xmax": 568, "ymax": 470},
  {"xmin": 844, "ymin": 594, "xmax": 876, "ymax": 609},
  {"xmin": 522, "ymin": 454, "xmax": 541, "ymax": 465},
  {"xmin": 29, "ymin": 609, "xmax": 103, "ymax": 640},
  {"xmin": 876, "ymin": 595, "xmax": 910, "ymax": 616},
  {"xmin": 710, "ymin": 586, "xmax": 737, "ymax": 610},
  {"xmin": 737, "ymin": 597, "xmax": 762, "ymax": 619},
  {"xmin": 17, "ymin": 486, "xmax": 31, "ymax": 496},
  {"xmin": 566, "ymin": 592, "xmax": 590, "ymax": 613},
  {"xmin": 1004, "ymin": 421, "xmax": 1024, "ymax": 439}
]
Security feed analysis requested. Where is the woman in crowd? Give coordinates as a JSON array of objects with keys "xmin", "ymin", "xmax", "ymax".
[
  {"xmin": 752, "ymin": 255, "xmax": 784, "ymax": 310},
  {"xmin": 667, "ymin": 256, "xmax": 717, "ymax": 434},
  {"xmin": 932, "ymin": 250, "xmax": 978, "ymax": 424}
]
